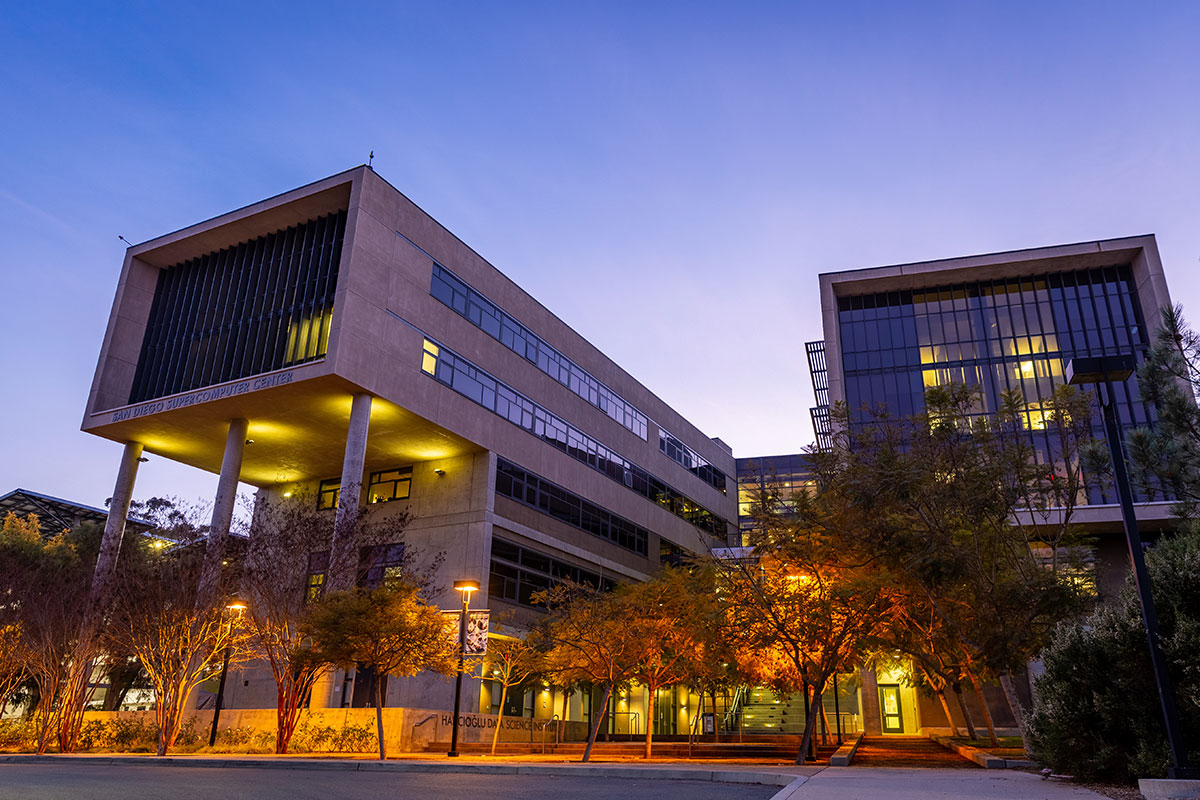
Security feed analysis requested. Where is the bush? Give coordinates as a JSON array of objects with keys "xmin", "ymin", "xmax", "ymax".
[
  {"xmin": 0, "ymin": 719, "xmax": 36, "ymax": 751},
  {"xmin": 1027, "ymin": 530, "xmax": 1200, "ymax": 782},
  {"xmin": 290, "ymin": 719, "xmax": 376, "ymax": 753}
]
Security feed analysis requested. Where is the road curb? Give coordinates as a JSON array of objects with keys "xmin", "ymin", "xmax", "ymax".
[{"xmin": 0, "ymin": 754, "xmax": 806, "ymax": 786}]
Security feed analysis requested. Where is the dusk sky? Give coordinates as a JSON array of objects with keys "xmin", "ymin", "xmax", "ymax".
[{"xmin": 2, "ymin": 1, "xmax": 1199, "ymax": 510}]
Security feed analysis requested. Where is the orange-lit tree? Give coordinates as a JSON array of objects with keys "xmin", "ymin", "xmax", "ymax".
[
  {"xmin": 809, "ymin": 382, "xmax": 1096, "ymax": 742},
  {"xmin": 480, "ymin": 628, "xmax": 543, "ymax": 755},
  {"xmin": 719, "ymin": 513, "xmax": 888, "ymax": 764},
  {"xmin": 0, "ymin": 512, "xmax": 110, "ymax": 753},
  {"xmin": 623, "ymin": 565, "xmax": 720, "ymax": 758},
  {"xmin": 109, "ymin": 545, "xmax": 248, "ymax": 756},
  {"xmin": 304, "ymin": 579, "xmax": 455, "ymax": 761},
  {"xmin": 534, "ymin": 582, "xmax": 638, "ymax": 762}
]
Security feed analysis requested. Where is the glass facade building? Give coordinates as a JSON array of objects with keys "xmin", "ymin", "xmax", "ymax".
[{"xmin": 831, "ymin": 265, "xmax": 1154, "ymax": 504}]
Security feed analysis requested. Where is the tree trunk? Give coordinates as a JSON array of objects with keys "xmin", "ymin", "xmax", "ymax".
[
  {"xmin": 374, "ymin": 677, "xmax": 386, "ymax": 760},
  {"xmin": 952, "ymin": 683, "xmax": 977, "ymax": 740},
  {"xmin": 998, "ymin": 670, "xmax": 1026, "ymax": 741},
  {"xmin": 644, "ymin": 686, "xmax": 655, "ymax": 759},
  {"xmin": 795, "ymin": 679, "xmax": 826, "ymax": 765},
  {"xmin": 582, "ymin": 683, "xmax": 612, "ymax": 763},
  {"xmin": 965, "ymin": 669, "xmax": 999, "ymax": 747},
  {"xmin": 492, "ymin": 683, "xmax": 508, "ymax": 756},
  {"xmin": 935, "ymin": 688, "xmax": 957, "ymax": 736}
]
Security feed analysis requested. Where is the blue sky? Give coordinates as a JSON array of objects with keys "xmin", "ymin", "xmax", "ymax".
[{"xmin": 2, "ymin": 1, "xmax": 1199, "ymax": 508}]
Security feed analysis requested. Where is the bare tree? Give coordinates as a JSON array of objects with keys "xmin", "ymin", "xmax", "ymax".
[
  {"xmin": 241, "ymin": 491, "xmax": 431, "ymax": 753},
  {"xmin": 108, "ymin": 545, "xmax": 247, "ymax": 755}
]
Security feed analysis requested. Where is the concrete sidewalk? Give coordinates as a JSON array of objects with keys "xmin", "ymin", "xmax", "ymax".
[{"xmin": 777, "ymin": 767, "xmax": 1110, "ymax": 799}]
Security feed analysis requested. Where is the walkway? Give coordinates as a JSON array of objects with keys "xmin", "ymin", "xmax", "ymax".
[{"xmin": 850, "ymin": 736, "xmax": 977, "ymax": 769}]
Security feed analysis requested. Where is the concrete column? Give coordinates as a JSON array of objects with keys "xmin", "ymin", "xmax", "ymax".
[
  {"xmin": 328, "ymin": 393, "xmax": 372, "ymax": 591},
  {"xmin": 196, "ymin": 418, "xmax": 249, "ymax": 609},
  {"xmin": 90, "ymin": 441, "xmax": 143, "ymax": 604}
]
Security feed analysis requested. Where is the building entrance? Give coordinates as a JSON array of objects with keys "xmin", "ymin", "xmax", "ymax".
[{"xmin": 879, "ymin": 685, "xmax": 904, "ymax": 733}]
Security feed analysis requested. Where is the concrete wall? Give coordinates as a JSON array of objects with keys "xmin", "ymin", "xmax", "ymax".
[{"xmin": 81, "ymin": 705, "xmax": 591, "ymax": 753}]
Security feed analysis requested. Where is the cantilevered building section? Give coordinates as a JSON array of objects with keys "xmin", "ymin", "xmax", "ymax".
[{"xmin": 83, "ymin": 166, "xmax": 736, "ymax": 718}]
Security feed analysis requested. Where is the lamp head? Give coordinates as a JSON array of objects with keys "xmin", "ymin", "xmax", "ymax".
[
  {"xmin": 453, "ymin": 579, "xmax": 480, "ymax": 595},
  {"xmin": 226, "ymin": 594, "xmax": 249, "ymax": 612}
]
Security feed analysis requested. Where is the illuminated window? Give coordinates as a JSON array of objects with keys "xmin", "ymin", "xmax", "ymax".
[
  {"xmin": 422, "ymin": 339, "xmax": 439, "ymax": 375},
  {"xmin": 368, "ymin": 467, "xmax": 412, "ymax": 503},
  {"xmin": 318, "ymin": 478, "xmax": 340, "ymax": 510}
]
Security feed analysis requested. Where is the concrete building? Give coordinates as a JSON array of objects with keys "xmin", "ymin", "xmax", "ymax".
[
  {"xmin": 82, "ymin": 166, "xmax": 736, "ymax": 724},
  {"xmin": 738, "ymin": 235, "xmax": 1178, "ymax": 737},
  {"xmin": 83, "ymin": 165, "xmax": 1179, "ymax": 741}
]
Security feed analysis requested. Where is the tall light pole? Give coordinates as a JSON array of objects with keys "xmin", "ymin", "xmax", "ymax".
[
  {"xmin": 208, "ymin": 594, "xmax": 248, "ymax": 748},
  {"xmin": 1066, "ymin": 355, "xmax": 1196, "ymax": 779},
  {"xmin": 447, "ymin": 579, "xmax": 479, "ymax": 758}
]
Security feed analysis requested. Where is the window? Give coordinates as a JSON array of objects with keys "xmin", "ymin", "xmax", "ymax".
[
  {"xmin": 488, "ymin": 536, "xmax": 616, "ymax": 609},
  {"xmin": 368, "ymin": 467, "xmax": 412, "ymax": 503},
  {"xmin": 421, "ymin": 338, "xmax": 730, "ymax": 538},
  {"xmin": 358, "ymin": 543, "xmax": 407, "ymax": 589},
  {"xmin": 318, "ymin": 478, "xmax": 340, "ymax": 510},
  {"xmin": 428, "ymin": 263, "xmax": 649, "ymax": 440},
  {"xmin": 306, "ymin": 550, "xmax": 329, "ymax": 602},
  {"xmin": 495, "ymin": 458, "xmax": 650, "ymax": 555}
]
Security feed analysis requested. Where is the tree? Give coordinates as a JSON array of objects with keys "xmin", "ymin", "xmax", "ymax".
[
  {"xmin": 622, "ymin": 566, "xmax": 719, "ymax": 758},
  {"xmin": 719, "ymin": 538, "xmax": 887, "ymax": 763},
  {"xmin": 241, "ymin": 491, "xmax": 428, "ymax": 754},
  {"xmin": 534, "ymin": 582, "xmax": 638, "ymax": 762},
  {"xmin": 1027, "ymin": 529, "xmax": 1200, "ymax": 783},
  {"xmin": 0, "ymin": 513, "xmax": 105, "ymax": 753},
  {"xmin": 1127, "ymin": 304, "xmax": 1200, "ymax": 519},
  {"xmin": 480, "ymin": 629, "xmax": 543, "ymax": 755},
  {"xmin": 805, "ymin": 383, "xmax": 1095, "ymax": 742},
  {"xmin": 108, "ymin": 544, "xmax": 247, "ymax": 756},
  {"xmin": 304, "ymin": 580, "xmax": 455, "ymax": 760}
]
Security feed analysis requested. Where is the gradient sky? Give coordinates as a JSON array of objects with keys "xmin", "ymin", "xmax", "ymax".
[{"xmin": 2, "ymin": 1, "xmax": 1199, "ymax": 510}]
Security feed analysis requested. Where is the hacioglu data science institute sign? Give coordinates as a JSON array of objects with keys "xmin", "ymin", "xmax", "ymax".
[{"xmin": 110, "ymin": 371, "xmax": 294, "ymax": 423}]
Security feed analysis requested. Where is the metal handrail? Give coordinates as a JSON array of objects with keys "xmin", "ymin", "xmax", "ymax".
[
  {"xmin": 410, "ymin": 712, "xmax": 439, "ymax": 750},
  {"xmin": 610, "ymin": 710, "xmax": 640, "ymax": 735},
  {"xmin": 538, "ymin": 715, "xmax": 561, "ymax": 753}
]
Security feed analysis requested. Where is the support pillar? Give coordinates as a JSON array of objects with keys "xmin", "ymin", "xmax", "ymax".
[
  {"xmin": 90, "ymin": 441, "xmax": 143, "ymax": 605},
  {"xmin": 328, "ymin": 393, "xmax": 372, "ymax": 591},
  {"xmin": 196, "ymin": 418, "xmax": 249, "ymax": 609}
]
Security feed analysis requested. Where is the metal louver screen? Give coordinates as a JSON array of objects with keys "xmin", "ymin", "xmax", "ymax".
[{"xmin": 128, "ymin": 209, "xmax": 346, "ymax": 404}]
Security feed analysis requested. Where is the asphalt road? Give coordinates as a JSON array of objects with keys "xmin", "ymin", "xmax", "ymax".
[{"xmin": 0, "ymin": 764, "xmax": 784, "ymax": 800}]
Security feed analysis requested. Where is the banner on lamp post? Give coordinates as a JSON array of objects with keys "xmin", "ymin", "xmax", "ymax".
[{"xmin": 442, "ymin": 609, "xmax": 489, "ymax": 656}]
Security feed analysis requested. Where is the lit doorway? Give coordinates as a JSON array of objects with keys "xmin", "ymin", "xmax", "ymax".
[{"xmin": 878, "ymin": 685, "xmax": 904, "ymax": 733}]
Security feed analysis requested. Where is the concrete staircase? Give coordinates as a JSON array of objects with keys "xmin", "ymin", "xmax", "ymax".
[{"xmin": 739, "ymin": 687, "xmax": 808, "ymax": 734}]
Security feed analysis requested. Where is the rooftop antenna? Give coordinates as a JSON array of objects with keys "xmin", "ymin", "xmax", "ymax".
[
  {"xmin": 118, "ymin": 235, "xmax": 134, "ymax": 247},
  {"xmin": 368, "ymin": 150, "xmax": 375, "ymax": 170}
]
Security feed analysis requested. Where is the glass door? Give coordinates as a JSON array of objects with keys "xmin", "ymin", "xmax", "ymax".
[{"xmin": 879, "ymin": 685, "xmax": 904, "ymax": 733}]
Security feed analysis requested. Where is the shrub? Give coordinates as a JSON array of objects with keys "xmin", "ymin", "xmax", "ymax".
[
  {"xmin": 1027, "ymin": 530, "xmax": 1200, "ymax": 783},
  {"xmin": 0, "ymin": 718, "xmax": 36, "ymax": 751},
  {"xmin": 290, "ymin": 719, "xmax": 376, "ymax": 753}
]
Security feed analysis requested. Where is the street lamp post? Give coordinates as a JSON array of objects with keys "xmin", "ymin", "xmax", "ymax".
[
  {"xmin": 447, "ymin": 579, "xmax": 480, "ymax": 758},
  {"xmin": 208, "ymin": 594, "xmax": 248, "ymax": 748},
  {"xmin": 1066, "ymin": 355, "xmax": 1196, "ymax": 779}
]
